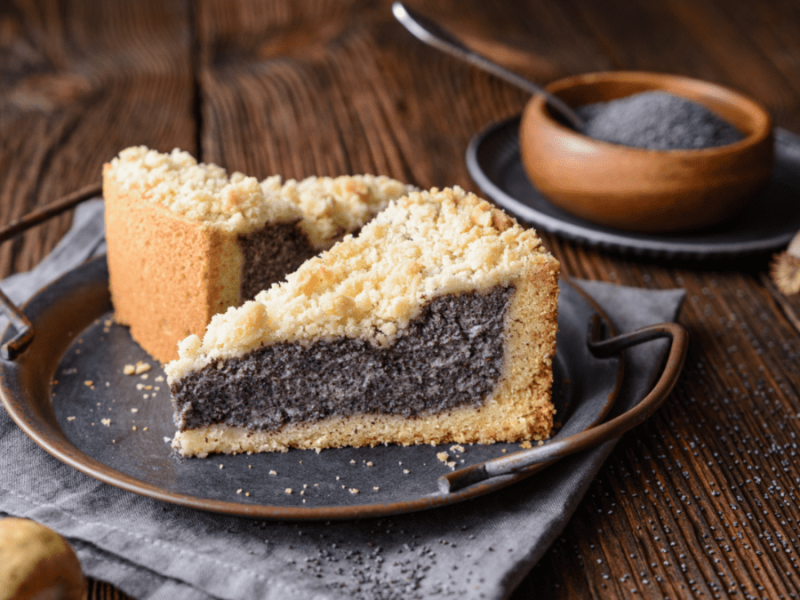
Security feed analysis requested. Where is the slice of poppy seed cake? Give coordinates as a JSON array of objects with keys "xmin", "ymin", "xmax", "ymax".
[{"xmin": 165, "ymin": 186, "xmax": 560, "ymax": 457}]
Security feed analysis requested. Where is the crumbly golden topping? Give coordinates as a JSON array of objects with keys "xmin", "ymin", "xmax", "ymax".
[
  {"xmin": 166, "ymin": 187, "xmax": 554, "ymax": 382},
  {"xmin": 105, "ymin": 147, "xmax": 407, "ymax": 240},
  {"xmin": 262, "ymin": 175, "xmax": 410, "ymax": 249},
  {"xmin": 105, "ymin": 146, "xmax": 299, "ymax": 234}
]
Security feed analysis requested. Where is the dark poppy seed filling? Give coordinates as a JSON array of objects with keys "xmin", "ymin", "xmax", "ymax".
[
  {"xmin": 170, "ymin": 285, "xmax": 515, "ymax": 431},
  {"xmin": 237, "ymin": 222, "xmax": 319, "ymax": 302}
]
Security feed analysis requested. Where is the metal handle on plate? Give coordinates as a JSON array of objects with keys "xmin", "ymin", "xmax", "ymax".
[
  {"xmin": 438, "ymin": 318, "xmax": 688, "ymax": 494},
  {"xmin": 0, "ymin": 183, "xmax": 102, "ymax": 360}
]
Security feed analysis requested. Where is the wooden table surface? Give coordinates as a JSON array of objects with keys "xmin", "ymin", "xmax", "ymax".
[{"xmin": 4, "ymin": 0, "xmax": 800, "ymax": 598}]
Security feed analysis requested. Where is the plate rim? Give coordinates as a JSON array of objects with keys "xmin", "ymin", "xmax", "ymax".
[
  {"xmin": 466, "ymin": 116, "xmax": 800, "ymax": 259},
  {"xmin": 0, "ymin": 257, "xmax": 623, "ymax": 520}
]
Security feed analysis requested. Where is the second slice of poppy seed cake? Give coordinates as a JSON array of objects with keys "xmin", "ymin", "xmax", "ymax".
[
  {"xmin": 165, "ymin": 187, "xmax": 560, "ymax": 457},
  {"xmin": 103, "ymin": 146, "xmax": 408, "ymax": 363}
]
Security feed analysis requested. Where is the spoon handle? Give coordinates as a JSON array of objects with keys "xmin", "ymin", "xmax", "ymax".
[{"xmin": 392, "ymin": 2, "xmax": 583, "ymax": 130}]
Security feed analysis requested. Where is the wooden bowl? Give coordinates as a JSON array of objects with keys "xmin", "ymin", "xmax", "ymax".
[{"xmin": 519, "ymin": 71, "xmax": 774, "ymax": 233}]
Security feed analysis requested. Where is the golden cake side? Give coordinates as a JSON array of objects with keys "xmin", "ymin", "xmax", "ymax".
[{"xmin": 103, "ymin": 173, "xmax": 242, "ymax": 363}]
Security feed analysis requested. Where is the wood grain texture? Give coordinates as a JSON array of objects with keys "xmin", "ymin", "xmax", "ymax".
[
  {"xmin": 4, "ymin": 0, "xmax": 800, "ymax": 598},
  {"xmin": 0, "ymin": 0, "xmax": 194, "ymax": 277}
]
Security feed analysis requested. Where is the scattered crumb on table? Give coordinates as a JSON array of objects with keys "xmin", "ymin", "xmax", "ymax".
[{"xmin": 134, "ymin": 362, "xmax": 151, "ymax": 375}]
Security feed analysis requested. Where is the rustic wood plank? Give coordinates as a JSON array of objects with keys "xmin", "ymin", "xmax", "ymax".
[{"xmin": 0, "ymin": 0, "xmax": 194, "ymax": 279}]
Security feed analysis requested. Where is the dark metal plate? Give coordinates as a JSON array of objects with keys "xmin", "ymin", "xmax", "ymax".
[
  {"xmin": 0, "ymin": 257, "xmax": 621, "ymax": 520},
  {"xmin": 466, "ymin": 117, "xmax": 800, "ymax": 260}
]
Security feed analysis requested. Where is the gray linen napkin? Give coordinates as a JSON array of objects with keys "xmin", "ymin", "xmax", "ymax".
[{"xmin": 0, "ymin": 200, "xmax": 684, "ymax": 600}]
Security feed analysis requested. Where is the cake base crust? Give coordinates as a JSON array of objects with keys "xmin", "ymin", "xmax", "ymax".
[{"xmin": 172, "ymin": 396, "xmax": 555, "ymax": 457}]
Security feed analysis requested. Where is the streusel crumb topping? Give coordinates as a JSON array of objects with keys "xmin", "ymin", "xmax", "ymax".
[
  {"xmin": 166, "ymin": 186, "xmax": 553, "ymax": 382},
  {"xmin": 105, "ymin": 147, "xmax": 407, "ymax": 240},
  {"xmin": 262, "ymin": 174, "xmax": 409, "ymax": 249},
  {"xmin": 105, "ymin": 146, "xmax": 299, "ymax": 234}
]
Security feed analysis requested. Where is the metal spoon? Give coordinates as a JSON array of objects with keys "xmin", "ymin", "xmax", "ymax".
[{"xmin": 392, "ymin": 2, "xmax": 583, "ymax": 131}]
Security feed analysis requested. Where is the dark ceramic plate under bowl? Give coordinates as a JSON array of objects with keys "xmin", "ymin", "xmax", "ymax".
[
  {"xmin": 0, "ymin": 257, "xmax": 633, "ymax": 520},
  {"xmin": 467, "ymin": 116, "xmax": 800, "ymax": 260}
]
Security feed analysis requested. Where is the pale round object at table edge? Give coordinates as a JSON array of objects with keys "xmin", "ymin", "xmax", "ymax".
[{"xmin": 0, "ymin": 517, "xmax": 86, "ymax": 600}]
